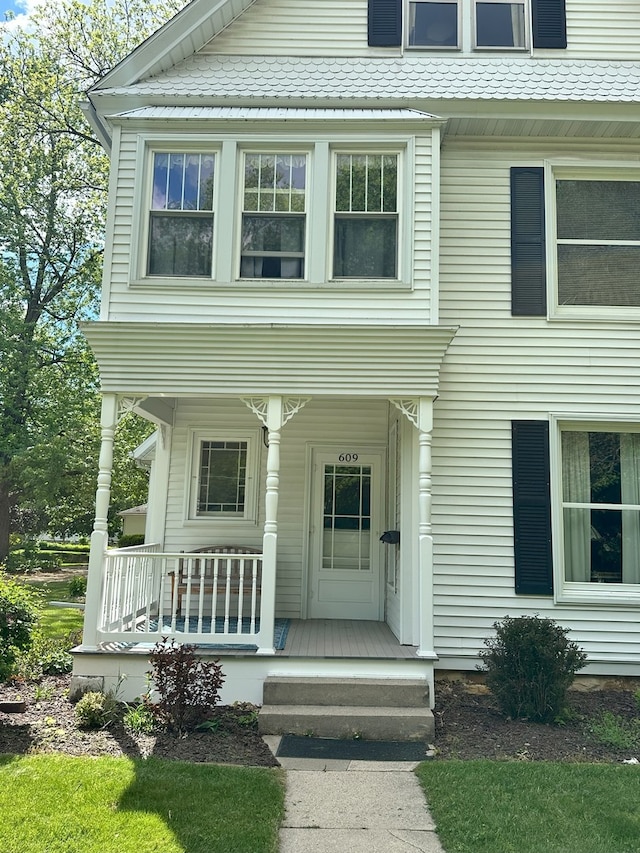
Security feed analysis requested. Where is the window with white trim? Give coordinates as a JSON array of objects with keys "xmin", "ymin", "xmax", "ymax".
[
  {"xmin": 559, "ymin": 425, "xmax": 640, "ymax": 587},
  {"xmin": 240, "ymin": 152, "xmax": 307, "ymax": 279},
  {"xmin": 189, "ymin": 433, "xmax": 257, "ymax": 521},
  {"xmin": 148, "ymin": 152, "xmax": 215, "ymax": 277},
  {"xmin": 333, "ymin": 152, "xmax": 399, "ymax": 279},
  {"xmin": 406, "ymin": 0, "xmax": 527, "ymax": 50},
  {"xmin": 555, "ymin": 178, "xmax": 640, "ymax": 309}
]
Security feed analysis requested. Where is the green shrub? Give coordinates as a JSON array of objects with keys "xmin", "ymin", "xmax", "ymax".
[
  {"xmin": 75, "ymin": 691, "xmax": 118, "ymax": 730},
  {"xmin": 117, "ymin": 534, "xmax": 145, "ymax": 548},
  {"xmin": 38, "ymin": 541, "xmax": 90, "ymax": 554},
  {"xmin": 68, "ymin": 576, "xmax": 87, "ymax": 598},
  {"xmin": 146, "ymin": 637, "xmax": 225, "ymax": 733},
  {"xmin": 478, "ymin": 615, "xmax": 587, "ymax": 723},
  {"xmin": 123, "ymin": 702, "xmax": 155, "ymax": 735},
  {"xmin": 14, "ymin": 630, "xmax": 73, "ymax": 681},
  {"xmin": 0, "ymin": 573, "xmax": 40, "ymax": 682},
  {"xmin": 5, "ymin": 541, "xmax": 62, "ymax": 574},
  {"xmin": 589, "ymin": 711, "xmax": 640, "ymax": 752}
]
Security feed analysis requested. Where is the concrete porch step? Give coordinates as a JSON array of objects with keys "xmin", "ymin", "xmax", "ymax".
[
  {"xmin": 262, "ymin": 676, "xmax": 430, "ymax": 708},
  {"xmin": 258, "ymin": 703, "xmax": 434, "ymax": 741}
]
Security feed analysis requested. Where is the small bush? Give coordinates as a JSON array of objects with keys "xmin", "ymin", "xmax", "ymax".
[
  {"xmin": 15, "ymin": 631, "xmax": 73, "ymax": 681},
  {"xmin": 0, "ymin": 573, "xmax": 40, "ymax": 682},
  {"xmin": 146, "ymin": 637, "xmax": 225, "ymax": 733},
  {"xmin": 117, "ymin": 534, "xmax": 145, "ymax": 548},
  {"xmin": 68, "ymin": 576, "xmax": 87, "ymax": 598},
  {"xmin": 589, "ymin": 711, "xmax": 640, "ymax": 752},
  {"xmin": 123, "ymin": 703, "xmax": 155, "ymax": 735},
  {"xmin": 478, "ymin": 615, "xmax": 587, "ymax": 722},
  {"xmin": 75, "ymin": 690, "xmax": 118, "ymax": 729}
]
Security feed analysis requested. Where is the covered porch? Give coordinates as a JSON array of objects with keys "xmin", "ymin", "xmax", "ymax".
[{"xmin": 77, "ymin": 322, "xmax": 455, "ymax": 703}]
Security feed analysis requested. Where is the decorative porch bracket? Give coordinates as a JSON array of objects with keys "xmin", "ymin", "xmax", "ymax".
[
  {"xmin": 390, "ymin": 398, "xmax": 438, "ymax": 667},
  {"xmin": 242, "ymin": 397, "xmax": 309, "ymax": 654}
]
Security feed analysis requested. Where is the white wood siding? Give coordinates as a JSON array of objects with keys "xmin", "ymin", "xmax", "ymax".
[
  {"xmin": 163, "ymin": 397, "xmax": 389, "ymax": 618},
  {"xmin": 106, "ymin": 130, "xmax": 433, "ymax": 324},
  {"xmin": 560, "ymin": 0, "xmax": 640, "ymax": 60},
  {"xmin": 201, "ymin": 0, "xmax": 389, "ymax": 57},
  {"xmin": 434, "ymin": 138, "xmax": 640, "ymax": 671},
  {"xmin": 203, "ymin": 0, "xmax": 640, "ymax": 60}
]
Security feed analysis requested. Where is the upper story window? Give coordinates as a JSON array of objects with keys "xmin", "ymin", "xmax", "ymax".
[
  {"xmin": 148, "ymin": 152, "xmax": 215, "ymax": 277},
  {"xmin": 556, "ymin": 179, "xmax": 640, "ymax": 309},
  {"xmin": 240, "ymin": 153, "xmax": 307, "ymax": 279},
  {"xmin": 406, "ymin": 0, "xmax": 527, "ymax": 50},
  {"xmin": 510, "ymin": 166, "xmax": 640, "ymax": 318},
  {"xmin": 474, "ymin": 1, "xmax": 526, "ymax": 48},
  {"xmin": 333, "ymin": 153, "xmax": 398, "ymax": 279}
]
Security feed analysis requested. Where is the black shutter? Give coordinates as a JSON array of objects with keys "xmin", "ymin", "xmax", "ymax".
[
  {"xmin": 511, "ymin": 167, "xmax": 547, "ymax": 316},
  {"xmin": 532, "ymin": 0, "xmax": 567, "ymax": 49},
  {"xmin": 368, "ymin": 0, "xmax": 402, "ymax": 47},
  {"xmin": 512, "ymin": 421, "xmax": 553, "ymax": 595}
]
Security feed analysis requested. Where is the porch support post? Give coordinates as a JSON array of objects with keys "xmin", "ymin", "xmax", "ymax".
[
  {"xmin": 82, "ymin": 393, "xmax": 118, "ymax": 647},
  {"xmin": 257, "ymin": 395, "xmax": 282, "ymax": 655},
  {"xmin": 415, "ymin": 397, "xmax": 437, "ymax": 664}
]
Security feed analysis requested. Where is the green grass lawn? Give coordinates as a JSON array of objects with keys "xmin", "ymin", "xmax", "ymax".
[
  {"xmin": 0, "ymin": 754, "xmax": 284, "ymax": 853},
  {"xmin": 21, "ymin": 576, "xmax": 85, "ymax": 639},
  {"xmin": 417, "ymin": 760, "xmax": 640, "ymax": 853}
]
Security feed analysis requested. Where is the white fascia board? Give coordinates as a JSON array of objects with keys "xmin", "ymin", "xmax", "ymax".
[
  {"xmin": 82, "ymin": 322, "xmax": 458, "ymax": 398},
  {"xmin": 91, "ymin": 0, "xmax": 257, "ymax": 93}
]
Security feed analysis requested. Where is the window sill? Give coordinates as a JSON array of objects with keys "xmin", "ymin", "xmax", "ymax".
[
  {"xmin": 130, "ymin": 278, "xmax": 413, "ymax": 291},
  {"xmin": 556, "ymin": 582, "xmax": 640, "ymax": 606},
  {"xmin": 550, "ymin": 306, "xmax": 640, "ymax": 324}
]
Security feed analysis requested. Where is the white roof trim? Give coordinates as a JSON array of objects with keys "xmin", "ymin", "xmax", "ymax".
[
  {"xmin": 91, "ymin": 0, "xmax": 257, "ymax": 91},
  {"xmin": 111, "ymin": 106, "xmax": 442, "ymax": 122}
]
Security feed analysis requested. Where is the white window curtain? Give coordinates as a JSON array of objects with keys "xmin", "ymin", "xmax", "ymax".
[
  {"xmin": 511, "ymin": 3, "xmax": 525, "ymax": 48},
  {"xmin": 620, "ymin": 433, "xmax": 640, "ymax": 584},
  {"xmin": 562, "ymin": 431, "xmax": 591, "ymax": 582}
]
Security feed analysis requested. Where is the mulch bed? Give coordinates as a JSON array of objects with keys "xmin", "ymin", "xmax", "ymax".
[
  {"xmin": 1, "ymin": 676, "xmax": 639, "ymax": 766},
  {"xmin": 434, "ymin": 680, "xmax": 640, "ymax": 763},
  {"xmin": 0, "ymin": 676, "xmax": 278, "ymax": 767}
]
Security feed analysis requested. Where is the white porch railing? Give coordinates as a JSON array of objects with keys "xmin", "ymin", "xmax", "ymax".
[{"xmin": 97, "ymin": 546, "xmax": 265, "ymax": 648}]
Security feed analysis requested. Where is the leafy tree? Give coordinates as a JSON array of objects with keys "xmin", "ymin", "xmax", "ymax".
[{"xmin": 0, "ymin": 0, "xmax": 185, "ymax": 560}]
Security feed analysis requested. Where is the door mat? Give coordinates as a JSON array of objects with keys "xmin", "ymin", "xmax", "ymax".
[{"xmin": 276, "ymin": 734, "xmax": 429, "ymax": 761}]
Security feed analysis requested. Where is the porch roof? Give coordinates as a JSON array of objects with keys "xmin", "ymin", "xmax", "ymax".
[{"xmin": 81, "ymin": 322, "xmax": 457, "ymax": 398}]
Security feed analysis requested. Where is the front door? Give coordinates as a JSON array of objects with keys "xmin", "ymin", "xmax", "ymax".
[{"xmin": 308, "ymin": 449, "xmax": 384, "ymax": 619}]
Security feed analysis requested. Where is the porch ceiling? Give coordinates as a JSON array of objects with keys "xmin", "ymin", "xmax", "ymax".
[{"xmin": 82, "ymin": 322, "xmax": 457, "ymax": 397}]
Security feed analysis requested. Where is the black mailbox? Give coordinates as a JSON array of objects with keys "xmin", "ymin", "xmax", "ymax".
[{"xmin": 380, "ymin": 530, "xmax": 400, "ymax": 545}]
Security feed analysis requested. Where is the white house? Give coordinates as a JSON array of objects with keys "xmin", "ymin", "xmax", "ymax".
[{"xmin": 74, "ymin": 0, "xmax": 640, "ymax": 717}]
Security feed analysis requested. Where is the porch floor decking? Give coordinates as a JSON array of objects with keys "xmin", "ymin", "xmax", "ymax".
[{"xmin": 274, "ymin": 619, "xmax": 419, "ymax": 660}]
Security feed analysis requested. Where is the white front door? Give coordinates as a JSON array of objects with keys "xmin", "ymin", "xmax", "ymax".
[{"xmin": 308, "ymin": 449, "xmax": 384, "ymax": 620}]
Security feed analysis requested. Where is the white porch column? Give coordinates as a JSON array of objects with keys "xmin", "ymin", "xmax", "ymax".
[
  {"xmin": 391, "ymin": 397, "xmax": 437, "ymax": 664},
  {"xmin": 243, "ymin": 396, "xmax": 309, "ymax": 655},
  {"xmin": 415, "ymin": 398, "xmax": 436, "ymax": 662},
  {"xmin": 257, "ymin": 395, "xmax": 282, "ymax": 655},
  {"xmin": 82, "ymin": 394, "xmax": 118, "ymax": 647}
]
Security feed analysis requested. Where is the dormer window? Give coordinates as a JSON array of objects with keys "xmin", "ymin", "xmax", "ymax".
[
  {"xmin": 148, "ymin": 152, "xmax": 215, "ymax": 277},
  {"xmin": 408, "ymin": 1, "xmax": 459, "ymax": 48},
  {"xmin": 404, "ymin": 0, "xmax": 529, "ymax": 50},
  {"xmin": 474, "ymin": 1, "xmax": 526, "ymax": 48}
]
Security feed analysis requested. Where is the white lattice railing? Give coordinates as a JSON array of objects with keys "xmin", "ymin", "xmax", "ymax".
[{"xmin": 98, "ymin": 546, "xmax": 264, "ymax": 647}]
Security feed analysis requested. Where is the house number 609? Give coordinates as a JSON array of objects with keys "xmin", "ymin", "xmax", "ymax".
[{"xmin": 338, "ymin": 453, "xmax": 359, "ymax": 462}]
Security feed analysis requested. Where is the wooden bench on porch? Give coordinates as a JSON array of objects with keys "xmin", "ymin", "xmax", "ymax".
[{"xmin": 171, "ymin": 545, "xmax": 263, "ymax": 618}]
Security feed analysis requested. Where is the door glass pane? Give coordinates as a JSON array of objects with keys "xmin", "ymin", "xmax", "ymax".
[{"xmin": 322, "ymin": 465, "xmax": 372, "ymax": 570}]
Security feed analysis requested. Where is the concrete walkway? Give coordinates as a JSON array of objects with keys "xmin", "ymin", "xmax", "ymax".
[{"xmin": 264, "ymin": 737, "xmax": 445, "ymax": 853}]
